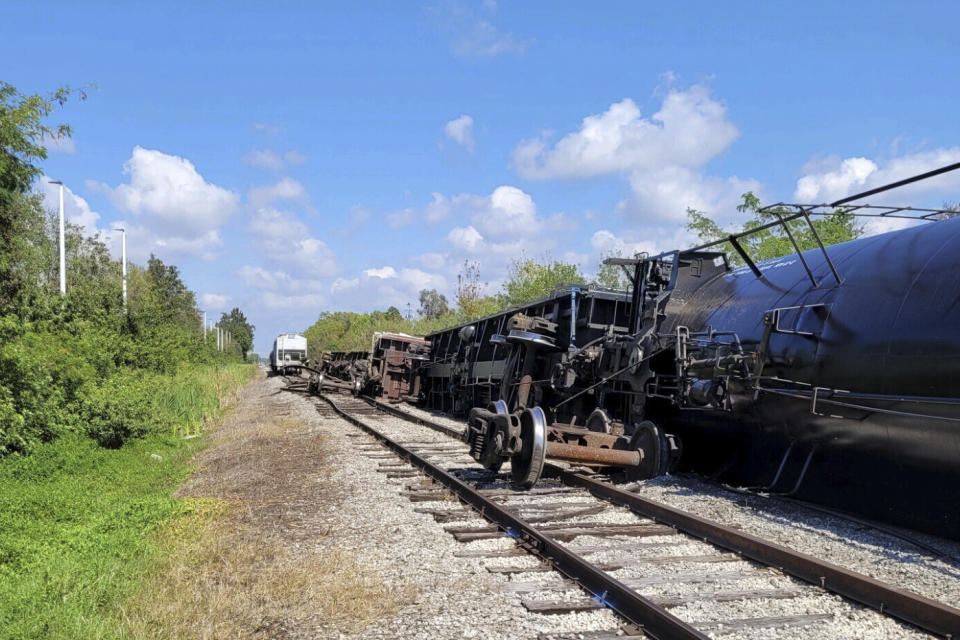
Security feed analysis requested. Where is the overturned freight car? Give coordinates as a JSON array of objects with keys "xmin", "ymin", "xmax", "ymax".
[
  {"xmin": 307, "ymin": 332, "xmax": 430, "ymax": 401},
  {"xmin": 419, "ymin": 285, "xmax": 658, "ymax": 486},
  {"xmin": 368, "ymin": 332, "xmax": 430, "ymax": 402}
]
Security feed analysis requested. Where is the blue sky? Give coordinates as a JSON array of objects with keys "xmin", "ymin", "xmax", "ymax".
[{"xmin": 4, "ymin": 1, "xmax": 960, "ymax": 355}]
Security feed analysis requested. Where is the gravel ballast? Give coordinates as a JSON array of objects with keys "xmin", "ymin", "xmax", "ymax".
[{"xmin": 339, "ymin": 395, "xmax": 957, "ymax": 639}]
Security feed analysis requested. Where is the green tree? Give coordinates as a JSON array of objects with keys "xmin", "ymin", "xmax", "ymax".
[
  {"xmin": 218, "ymin": 307, "xmax": 256, "ymax": 359},
  {"xmin": 418, "ymin": 288, "xmax": 449, "ymax": 319},
  {"xmin": 594, "ymin": 250, "xmax": 632, "ymax": 290},
  {"xmin": 0, "ymin": 84, "xmax": 83, "ymax": 316},
  {"xmin": 498, "ymin": 257, "xmax": 586, "ymax": 307},
  {"xmin": 687, "ymin": 192, "xmax": 862, "ymax": 266},
  {"xmin": 0, "ymin": 82, "xmax": 78, "ymax": 203},
  {"xmin": 940, "ymin": 202, "xmax": 960, "ymax": 219},
  {"xmin": 455, "ymin": 260, "xmax": 500, "ymax": 320}
]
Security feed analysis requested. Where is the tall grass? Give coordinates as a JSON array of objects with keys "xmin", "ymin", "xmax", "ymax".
[
  {"xmin": 157, "ymin": 364, "xmax": 254, "ymax": 437},
  {"xmin": 0, "ymin": 363, "xmax": 255, "ymax": 640}
]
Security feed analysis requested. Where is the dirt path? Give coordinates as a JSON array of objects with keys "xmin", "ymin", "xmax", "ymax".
[{"xmin": 123, "ymin": 370, "xmax": 410, "ymax": 639}]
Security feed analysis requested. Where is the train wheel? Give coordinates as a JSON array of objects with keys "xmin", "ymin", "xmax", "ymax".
[
  {"xmin": 622, "ymin": 420, "xmax": 679, "ymax": 481},
  {"xmin": 511, "ymin": 407, "xmax": 547, "ymax": 489},
  {"xmin": 488, "ymin": 399, "xmax": 508, "ymax": 416},
  {"xmin": 479, "ymin": 414, "xmax": 506, "ymax": 472}
]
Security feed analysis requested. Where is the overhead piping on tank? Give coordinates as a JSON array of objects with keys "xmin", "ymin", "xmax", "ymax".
[{"xmin": 686, "ymin": 160, "xmax": 960, "ymax": 287}]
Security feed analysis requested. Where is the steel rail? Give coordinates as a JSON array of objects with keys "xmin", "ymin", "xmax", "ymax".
[
  {"xmin": 555, "ymin": 468, "xmax": 960, "ymax": 638},
  {"xmin": 319, "ymin": 392, "xmax": 708, "ymax": 640},
  {"xmin": 355, "ymin": 395, "xmax": 960, "ymax": 638}
]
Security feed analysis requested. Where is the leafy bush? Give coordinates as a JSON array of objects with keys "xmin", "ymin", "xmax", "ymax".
[{"xmin": 80, "ymin": 372, "xmax": 160, "ymax": 447}]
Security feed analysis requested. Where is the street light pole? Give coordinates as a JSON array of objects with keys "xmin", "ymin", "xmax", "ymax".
[
  {"xmin": 118, "ymin": 228, "xmax": 127, "ymax": 311},
  {"xmin": 48, "ymin": 180, "xmax": 66, "ymax": 295}
]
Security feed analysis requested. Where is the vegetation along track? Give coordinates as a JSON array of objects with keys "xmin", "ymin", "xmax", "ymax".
[{"xmin": 291, "ymin": 379, "xmax": 960, "ymax": 639}]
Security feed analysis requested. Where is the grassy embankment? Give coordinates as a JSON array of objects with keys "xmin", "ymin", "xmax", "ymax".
[{"xmin": 0, "ymin": 363, "xmax": 255, "ymax": 640}]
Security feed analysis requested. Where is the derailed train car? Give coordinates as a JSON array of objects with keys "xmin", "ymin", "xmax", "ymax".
[
  {"xmin": 368, "ymin": 332, "xmax": 430, "ymax": 402},
  {"xmin": 308, "ymin": 332, "xmax": 430, "ymax": 401},
  {"xmin": 420, "ymin": 286, "xmax": 658, "ymax": 486},
  {"xmin": 418, "ymin": 197, "xmax": 960, "ymax": 539},
  {"xmin": 638, "ymin": 209, "xmax": 960, "ymax": 538}
]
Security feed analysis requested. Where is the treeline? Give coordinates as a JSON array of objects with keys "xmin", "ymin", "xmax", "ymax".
[
  {"xmin": 0, "ymin": 82, "xmax": 254, "ymax": 456},
  {"xmin": 304, "ymin": 255, "xmax": 626, "ymax": 356}
]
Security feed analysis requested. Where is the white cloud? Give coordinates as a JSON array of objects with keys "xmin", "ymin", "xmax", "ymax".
[
  {"xmin": 623, "ymin": 166, "xmax": 760, "ymax": 225},
  {"xmin": 39, "ymin": 177, "xmax": 102, "ymax": 237},
  {"xmin": 41, "ymin": 133, "xmax": 76, "ymax": 155},
  {"xmin": 236, "ymin": 265, "xmax": 327, "ymax": 310},
  {"xmin": 385, "ymin": 208, "xmax": 415, "ymax": 228},
  {"xmin": 411, "ymin": 252, "xmax": 446, "ymax": 270},
  {"xmin": 431, "ymin": 1, "xmax": 529, "ymax": 57},
  {"xmin": 145, "ymin": 229, "xmax": 223, "ymax": 258},
  {"xmin": 514, "ymin": 89, "xmax": 738, "ymax": 180},
  {"xmin": 793, "ymin": 149, "xmax": 960, "ymax": 204},
  {"xmin": 424, "ymin": 192, "xmax": 451, "ymax": 223},
  {"xmin": 236, "ymin": 265, "xmax": 290, "ymax": 290},
  {"xmin": 590, "ymin": 226, "xmax": 698, "ymax": 260},
  {"xmin": 793, "ymin": 149, "xmax": 960, "ymax": 237},
  {"xmin": 96, "ymin": 147, "xmax": 239, "ymax": 259},
  {"xmin": 446, "ymin": 224, "xmax": 525, "ymax": 257},
  {"xmin": 92, "ymin": 222, "xmax": 221, "ymax": 262},
  {"xmin": 513, "ymin": 86, "xmax": 756, "ymax": 224},
  {"xmin": 590, "ymin": 229, "xmax": 656, "ymax": 258},
  {"xmin": 329, "ymin": 265, "xmax": 448, "ymax": 311},
  {"xmin": 447, "ymin": 225, "xmax": 485, "ymax": 252},
  {"xmin": 247, "ymin": 208, "xmax": 338, "ymax": 276},
  {"xmin": 434, "ymin": 185, "xmax": 543, "ymax": 238},
  {"xmin": 248, "ymin": 177, "xmax": 307, "ymax": 208},
  {"xmin": 364, "ymin": 266, "xmax": 398, "ymax": 279},
  {"xmin": 242, "ymin": 149, "xmax": 284, "ymax": 170},
  {"xmin": 261, "ymin": 291, "xmax": 326, "ymax": 309},
  {"xmin": 331, "ymin": 277, "xmax": 360, "ymax": 292},
  {"xmin": 444, "ymin": 115, "xmax": 474, "ymax": 151},
  {"xmin": 201, "ymin": 293, "xmax": 230, "ymax": 309},
  {"xmin": 242, "ymin": 149, "xmax": 307, "ymax": 171},
  {"xmin": 475, "ymin": 185, "xmax": 538, "ymax": 237},
  {"xmin": 385, "ymin": 192, "xmax": 450, "ymax": 228},
  {"xmin": 107, "ymin": 146, "xmax": 239, "ymax": 236}
]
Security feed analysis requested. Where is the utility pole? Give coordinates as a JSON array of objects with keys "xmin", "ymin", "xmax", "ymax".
[
  {"xmin": 49, "ymin": 180, "xmax": 66, "ymax": 295},
  {"xmin": 202, "ymin": 311, "xmax": 207, "ymax": 341},
  {"xmin": 217, "ymin": 325, "xmax": 221, "ymax": 352},
  {"xmin": 119, "ymin": 228, "xmax": 127, "ymax": 311}
]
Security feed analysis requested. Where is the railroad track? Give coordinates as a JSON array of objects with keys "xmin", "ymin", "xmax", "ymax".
[{"xmin": 296, "ymin": 382, "xmax": 960, "ymax": 639}]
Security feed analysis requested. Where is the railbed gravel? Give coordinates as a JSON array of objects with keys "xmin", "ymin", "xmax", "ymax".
[
  {"xmin": 398, "ymin": 400, "xmax": 960, "ymax": 600},
  {"xmin": 362, "ymin": 398, "xmax": 957, "ymax": 639},
  {"xmin": 301, "ymin": 390, "xmax": 619, "ymax": 639}
]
